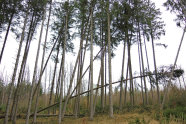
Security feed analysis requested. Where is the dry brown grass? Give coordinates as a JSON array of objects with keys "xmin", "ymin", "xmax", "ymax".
[{"xmin": 0, "ymin": 112, "xmax": 182, "ymax": 124}]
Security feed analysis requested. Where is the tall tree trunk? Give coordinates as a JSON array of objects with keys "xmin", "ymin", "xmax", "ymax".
[
  {"xmin": 0, "ymin": 11, "xmax": 14, "ymax": 64},
  {"xmin": 150, "ymin": 28, "xmax": 160, "ymax": 105},
  {"xmin": 3, "ymin": 4, "xmax": 30, "ymax": 124},
  {"xmin": 138, "ymin": 25, "xmax": 148, "ymax": 105},
  {"xmin": 137, "ymin": 38, "xmax": 144, "ymax": 105},
  {"xmin": 161, "ymin": 26, "xmax": 185, "ymax": 110},
  {"xmin": 55, "ymin": 53, "xmax": 64, "ymax": 101},
  {"xmin": 124, "ymin": 61, "xmax": 129, "ymax": 105},
  {"xmin": 61, "ymin": 44, "xmax": 81, "ymax": 120},
  {"xmin": 107, "ymin": 0, "xmax": 113, "ymax": 118},
  {"xmin": 143, "ymin": 30, "xmax": 153, "ymax": 101},
  {"xmin": 119, "ymin": 41, "xmax": 126, "ymax": 111},
  {"xmin": 104, "ymin": 44, "xmax": 107, "ymax": 107},
  {"xmin": 11, "ymin": 7, "xmax": 37, "ymax": 121},
  {"xmin": 32, "ymin": 0, "xmax": 53, "ymax": 122},
  {"xmin": 60, "ymin": 11, "xmax": 91, "ymax": 118},
  {"xmin": 127, "ymin": 33, "xmax": 134, "ymax": 107},
  {"xmin": 74, "ymin": 7, "xmax": 91, "ymax": 118},
  {"xmin": 87, "ymin": 69, "xmax": 90, "ymax": 110},
  {"xmin": 58, "ymin": 5, "xmax": 68, "ymax": 123},
  {"xmin": 48, "ymin": 44, "xmax": 60, "ymax": 114},
  {"xmin": 25, "ymin": 4, "xmax": 46, "ymax": 124},
  {"xmin": 89, "ymin": 5, "xmax": 94, "ymax": 120},
  {"xmin": 93, "ymin": 68, "xmax": 101, "ymax": 115},
  {"xmin": 100, "ymin": 7, "xmax": 104, "ymax": 110},
  {"xmin": 74, "ymin": 60, "xmax": 80, "ymax": 118}
]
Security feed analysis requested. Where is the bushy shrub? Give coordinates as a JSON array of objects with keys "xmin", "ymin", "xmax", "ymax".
[{"xmin": 163, "ymin": 107, "xmax": 186, "ymax": 119}]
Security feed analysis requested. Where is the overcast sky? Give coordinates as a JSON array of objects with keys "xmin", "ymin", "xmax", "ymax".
[{"xmin": 0, "ymin": 0, "xmax": 185, "ymax": 89}]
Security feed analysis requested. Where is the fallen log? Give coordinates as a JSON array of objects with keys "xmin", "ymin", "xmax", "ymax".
[
  {"xmin": 32, "ymin": 73, "xmax": 158, "ymax": 115},
  {"xmin": 0, "ymin": 114, "xmax": 85, "ymax": 119}
]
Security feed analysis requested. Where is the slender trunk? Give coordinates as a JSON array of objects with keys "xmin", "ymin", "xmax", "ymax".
[
  {"xmin": 0, "ymin": 11, "xmax": 14, "ymax": 64},
  {"xmin": 138, "ymin": 24, "xmax": 148, "ymax": 105},
  {"xmin": 119, "ymin": 41, "xmax": 126, "ymax": 111},
  {"xmin": 107, "ymin": 0, "xmax": 113, "ymax": 118},
  {"xmin": 12, "ymin": 29, "xmax": 33, "ymax": 124},
  {"xmin": 45, "ymin": 67, "xmax": 47, "ymax": 107},
  {"xmin": 56, "ymin": 53, "xmax": 64, "ymax": 101},
  {"xmin": 74, "ymin": 9, "xmax": 91, "ymax": 119},
  {"xmin": 93, "ymin": 68, "xmax": 101, "ymax": 115},
  {"xmin": 89, "ymin": 5, "xmax": 94, "ymax": 120},
  {"xmin": 150, "ymin": 28, "xmax": 160, "ymax": 105},
  {"xmin": 104, "ymin": 44, "xmax": 107, "ymax": 107},
  {"xmin": 87, "ymin": 69, "xmax": 90, "ymax": 110},
  {"xmin": 124, "ymin": 62, "xmax": 129, "ymax": 105},
  {"xmin": 143, "ymin": 31, "xmax": 153, "ymax": 101},
  {"xmin": 74, "ymin": 60, "xmax": 80, "ymax": 118},
  {"xmin": 76, "ymin": 47, "xmax": 83, "ymax": 117},
  {"xmin": 100, "ymin": 10, "xmax": 104, "ymax": 110},
  {"xmin": 48, "ymin": 45, "xmax": 60, "ymax": 114},
  {"xmin": 4, "ymin": 4, "xmax": 29, "ymax": 124},
  {"xmin": 161, "ymin": 26, "xmax": 185, "ymax": 110},
  {"xmin": 58, "ymin": 6, "xmax": 68, "ymax": 123},
  {"xmin": 60, "ymin": 14, "xmax": 92, "ymax": 118},
  {"xmin": 127, "ymin": 32, "xmax": 134, "ymax": 107},
  {"xmin": 61, "ymin": 44, "xmax": 81, "ymax": 120},
  {"xmin": 12, "ymin": 8, "xmax": 38, "ymax": 123},
  {"xmin": 32, "ymin": 1, "xmax": 53, "ymax": 122},
  {"xmin": 60, "ymin": 12, "xmax": 92, "ymax": 117},
  {"xmin": 137, "ymin": 38, "xmax": 144, "ymax": 105},
  {"xmin": 101, "ymin": 36, "xmax": 105, "ymax": 110},
  {"xmin": 25, "ymin": 5, "xmax": 46, "ymax": 123}
]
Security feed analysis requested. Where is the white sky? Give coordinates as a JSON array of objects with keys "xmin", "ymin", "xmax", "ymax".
[{"xmin": 0, "ymin": 0, "xmax": 185, "ymax": 90}]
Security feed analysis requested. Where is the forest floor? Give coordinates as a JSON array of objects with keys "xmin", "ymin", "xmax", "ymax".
[{"xmin": 1, "ymin": 112, "xmax": 183, "ymax": 124}]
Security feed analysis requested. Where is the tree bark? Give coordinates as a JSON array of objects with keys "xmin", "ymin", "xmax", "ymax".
[
  {"xmin": 143, "ymin": 30, "xmax": 153, "ymax": 101},
  {"xmin": 4, "ymin": 3, "xmax": 30, "ymax": 124},
  {"xmin": 138, "ymin": 24, "xmax": 148, "ymax": 105},
  {"xmin": 107, "ymin": 0, "xmax": 113, "ymax": 118},
  {"xmin": 150, "ymin": 28, "xmax": 160, "ymax": 105},
  {"xmin": 119, "ymin": 41, "xmax": 126, "ymax": 111},
  {"xmin": 48, "ymin": 44, "xmax": 60, "ymax": 114},
  {"xmin": 127, "ymin": 32, "xmax": 134, "ymax": 107},
  {"xmin": 32, "ymin": 0, "xmax": 53, "ymax": 122},
  {"xmin": 137, "ymin": 37, "xmax": 144, "ymax": 105},
  {"xmin": 58, "ymin": 4, "xmax": 68, "ymax": 123},
  {"xmin": 100, "ymin": 4, "xmax": 105, "ymax": 110},
  {"xmin": 93, "ymin": 68, "xmax": 101, "ymax": 115},
  {"xmin": 89, "ymin": 5, "xmax": 94, "ymax": 120},
  {"xmin": 124, "ymin": 62, "xmax": 129, "ymax": 105},
  {"xmin": 25, "ymin": 4, "xmax": 46, "ymax": 124}
]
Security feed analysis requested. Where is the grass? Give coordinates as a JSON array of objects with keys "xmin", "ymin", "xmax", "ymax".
[{"xmin": 0, "ymin": 111, "xmax": 183, "ymax": 124}]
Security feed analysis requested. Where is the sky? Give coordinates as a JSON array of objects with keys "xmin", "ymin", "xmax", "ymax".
[{"xmin": 0, "ymin": 0, "xmax": 185, "ymax": 90}]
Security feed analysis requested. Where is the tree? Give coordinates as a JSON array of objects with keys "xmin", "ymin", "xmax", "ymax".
[
  {"xmin": 0, "ymin": 0, "xmax": 23, "ymax": 64},
  {"xmin": 161, "ymin": 0, "xmax": 186, "ymax": 109},
  {"xmin": 58, "ymin": 0, "xmax": 71, "ymax": 123},
  {"xmin": 3, "ymin": 1, "xmax": 30, "ymax": 123},
  {"xmin": 164, "ymin": 0, "xmax": 186, "ymax": 28},
  {"xmin": 89, "ymin": 0, "xmax": 94, "ymax": 120},
  {"xmin": 25, "ymin": 0, "xmax": 47, "ymax": 123},
  {"xmin": 107, "ymin": 0, "xmax": 113, "ymax": 118}
]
